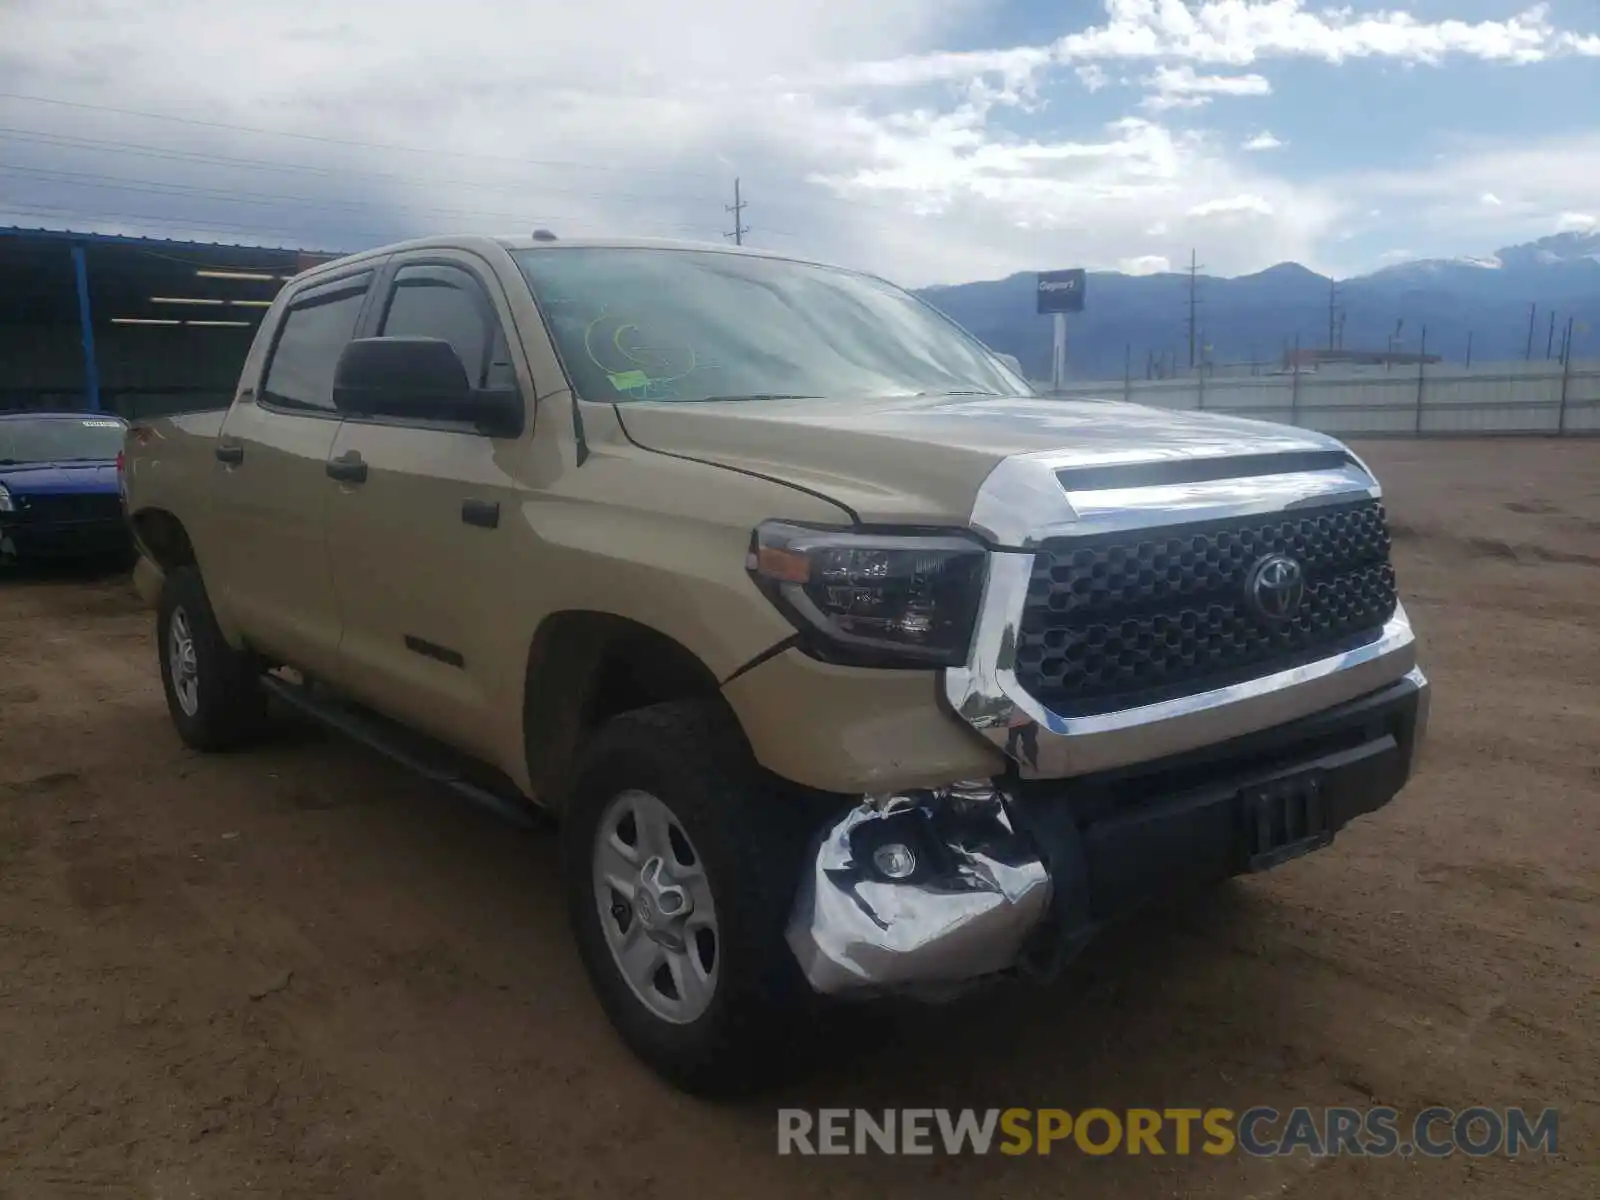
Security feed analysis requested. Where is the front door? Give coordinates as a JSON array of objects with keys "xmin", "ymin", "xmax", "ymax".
[
  {"xmin": 322, "ymin": 254, "xmax": 533, "ymax": 761},
  {"xmin": 208, "ymin": 271, "xmax": 374, "ymax": 678}
]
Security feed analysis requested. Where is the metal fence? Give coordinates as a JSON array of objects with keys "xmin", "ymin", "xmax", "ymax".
[{"xmin": 1043, "ymin": 358, "xmax": 1600, "ymax": 436}]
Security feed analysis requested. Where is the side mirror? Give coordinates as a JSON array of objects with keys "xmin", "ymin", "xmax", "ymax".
[
  {"xmin": 332, "ymin": 337, "xmax": 523, "ymax": 436},
  {"xmin": 993, "ymin": 352, "xmax": 1024, "ymax": 377}
]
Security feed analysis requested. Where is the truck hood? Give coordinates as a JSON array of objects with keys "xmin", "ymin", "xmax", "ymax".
[
  {"xmin": 613, "ymin": 394, "xmax": 1345, "ymax": 529},
  {"xmin": 0, "ymin": 460, "xmax": 119, "ymax": 495}
]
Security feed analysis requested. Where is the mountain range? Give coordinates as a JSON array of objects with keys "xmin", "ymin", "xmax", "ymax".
[{"xmin": 915, "ymin": 230, "xmax": 1600, "ymax": 381}]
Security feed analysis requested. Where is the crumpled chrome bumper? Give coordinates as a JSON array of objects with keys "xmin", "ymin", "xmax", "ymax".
[
  {"xmin": 786, "ymin": 668, "xmax": 1430, "ymax": 998},
  {"xmin": 786, "ymin": 782, "xmax": 1051, "ymax": 997}
]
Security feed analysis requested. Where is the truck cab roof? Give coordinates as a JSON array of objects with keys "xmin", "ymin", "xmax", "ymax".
[{"xmin": 283, "ymin": 233, "xmax": 836, "ymax": 288}]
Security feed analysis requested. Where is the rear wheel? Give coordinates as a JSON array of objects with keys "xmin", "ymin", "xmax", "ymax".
[
  {"xmin": 562, "ymin": 699, "xmax": 817, "ymax": 1097},
  {"xmin": 157, "ymin": 565, "xmax": 267, "ymax": 751}
]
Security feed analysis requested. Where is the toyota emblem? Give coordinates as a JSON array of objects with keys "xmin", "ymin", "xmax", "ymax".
[{"xmin": 1244, "ymin": 553, "xmax": 1305, "ymax": 623}]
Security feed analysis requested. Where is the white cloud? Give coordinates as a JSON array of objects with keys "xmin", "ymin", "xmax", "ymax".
[
  {"xmin": 805, "ymin": 110, "xmax": 1341, "ymax": 280},
  {"xmin": 821, "ymin": 45, "xmax": 1049, "ymax": 91},
  {"xmin": 1075, "ymin": 63, "xmax": 1110, "ymax": 92},
  {"xmin": 1555, "ymin": 211, "xmax": 1597, "ymax": 233},
  {"xmin": 839, "ymin": 0, "xmax": 1584, "ymax": 89},
  {"xmin": 1337, "ymin": 135, "xmax": 1600, "ymax": 269},
  {"xmin": 1140, "ymin": 64, "xmax": 1271, "ymax": 111},
  {"xmin": 1188, "ymin": 194, "xmax": 1275, "ymax": 219},
  {"xmin": 1119, "ymin": 254, "xmax": 1171, "ymax": 274},
  {"xmin": 1377, "ymin": 249, "xmax": 1415, "ymax": 263},
  {"xmin": 1052, "ymin": 0, "xmax": 1559, "ymax": 66},
  {"xmin": 1354, "ymin": 134, "xmax": 1600, "ymax": 235},
  {"xmin": 1, "ymin": 0, "xmax": 1596, "ymax": 294}
]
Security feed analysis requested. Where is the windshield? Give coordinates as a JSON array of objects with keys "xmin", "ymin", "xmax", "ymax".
[
  {"xmin": 512, "ymin": 247, "xmax": 1032, "ymax": 404},
  {"xmin": 0, "ymin": 416, "xmax": 127, "ymax": 465}
]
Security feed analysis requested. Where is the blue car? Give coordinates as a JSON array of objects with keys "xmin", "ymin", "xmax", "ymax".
[{"xmin": 0, "ymin": 411, "xmax": 135, "ymax": 565}]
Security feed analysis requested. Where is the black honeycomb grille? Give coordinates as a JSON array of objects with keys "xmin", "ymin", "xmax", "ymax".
[{"xmin": 1014, "ymin": 499, "xmax": 1397, "ymax": 717}]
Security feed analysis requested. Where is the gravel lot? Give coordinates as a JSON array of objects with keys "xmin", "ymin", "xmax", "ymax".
[{"xmin": 1, "ymin": 439, "xmax": 1595, "ymax": 1199}]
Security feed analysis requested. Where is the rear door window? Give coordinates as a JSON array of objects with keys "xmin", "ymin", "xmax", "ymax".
[{"xmin": 261, "ymin": 279, "xmax": 371, "ymax": 412}]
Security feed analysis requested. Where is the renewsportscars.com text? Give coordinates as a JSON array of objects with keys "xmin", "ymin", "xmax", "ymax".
[{"xmin": 776, "ymin": 1106, "xmax": 1559, "ymax": 1158}]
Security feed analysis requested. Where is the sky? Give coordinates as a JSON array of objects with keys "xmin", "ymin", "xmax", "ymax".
[{"xmin": 0, "ymin": 0, "xmax": 1596, "ymax": 288}]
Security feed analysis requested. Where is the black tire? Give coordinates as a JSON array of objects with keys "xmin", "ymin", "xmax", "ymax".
[
  {"xmin": 562, "ymin": 698, "xmax": 819, "ymax": 1097},
  {"xmin": 156, "ymin": 565, "xmax": 268, "ymax": 751}
]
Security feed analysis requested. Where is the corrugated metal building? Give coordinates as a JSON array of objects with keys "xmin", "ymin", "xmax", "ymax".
[{"xmin": 0, "ymin": 227, "xmax": 339, "ymax": 417}]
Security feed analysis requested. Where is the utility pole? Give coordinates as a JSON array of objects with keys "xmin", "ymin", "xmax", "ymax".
[
  {"xmin": 1327, "ymin": 278, "xmax": 1341, "ymax": 352},
  {"xmin": 1290, "ymin": 332, "xmax": 1302, "ymax": 424},
  {"xmin": 724, "ymin": 178, "xmax": 749, "ymax": 246},
  {"xmin": 1186, "ymin": 249, "xmax": 1204, "ymax": 371},
  {"xmin": 1525, "ymin": 302, "xmax": 1537, "ymax": 360},
  {"xmin": 1465, "ymin": 330, "xmax": 1473, "ymax": 368},
  {"xmin": 1415, "ymin": 326, "xmax": 1428, "ymax": 434},
  {"xmin": 1546, "ymin": 310, "xmax": 1557, "ymax": 359}
]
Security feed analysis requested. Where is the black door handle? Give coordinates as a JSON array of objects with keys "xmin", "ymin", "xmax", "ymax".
[
  {"xmin": 461, "ymin": 499, "xmax": 500, "ymax": 529},
  {"xmin": 215, "ymin": 442, "xmax": 244, "ymax": 464},
  {"xmin": 326, "ymin": 452, "xmax": 367, "ymax": 484}
]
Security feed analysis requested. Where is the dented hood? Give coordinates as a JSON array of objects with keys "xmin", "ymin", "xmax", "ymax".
[{"xmin": 613, "ymin": 393, "xmax": 1345, "ymax": 527}]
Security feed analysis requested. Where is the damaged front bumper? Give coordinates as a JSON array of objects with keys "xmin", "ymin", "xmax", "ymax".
[
  {"xmin": 788, "ymin": 669, "xmax": 1429, "ymax": 998},
  {"xmin": 786, "ymin": 782, "xmax": 1051, "ymax": 998}
]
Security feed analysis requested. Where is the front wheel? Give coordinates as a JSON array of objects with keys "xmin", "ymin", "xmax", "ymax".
[
  {"xmin": 156, "ymin": 565, "xmax": 267, "ymax": 751},
  {"xmin": 562, "ymin": 699, "xmax": 816, "ymax": 1097}
]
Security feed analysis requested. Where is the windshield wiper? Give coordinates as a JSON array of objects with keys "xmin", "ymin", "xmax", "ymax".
[
  {"xmin": 912, "ymin": 389, "xmax": 1005, "ymax": 397},
  {"xmin": 694, "ymin": 393, "xmax": 822, "ymax": 403}
]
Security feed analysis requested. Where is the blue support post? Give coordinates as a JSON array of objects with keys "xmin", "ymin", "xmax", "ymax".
[{"xmin": 71, "ymin": 243, "xmax": 102, "ymax": 412}]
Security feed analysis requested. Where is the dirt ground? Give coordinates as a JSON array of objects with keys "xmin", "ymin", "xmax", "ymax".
[{"xmin": 1, "ymin": 439, "xmax": 1596, "ymax": 1199}]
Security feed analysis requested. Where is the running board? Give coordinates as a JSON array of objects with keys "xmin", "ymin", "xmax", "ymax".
[{"xmin": 260, "ymin": 673, "xmax": 545, "ymax": 830}]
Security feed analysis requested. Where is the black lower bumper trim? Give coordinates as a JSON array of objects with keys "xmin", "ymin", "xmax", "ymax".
[
  {"xmin": 1, "ymin": 520, "xmax": 134, "ymax": 559},
  {"xmin": 1008, "ymin": 674, "xmax": 1424, "ymax": 977}
]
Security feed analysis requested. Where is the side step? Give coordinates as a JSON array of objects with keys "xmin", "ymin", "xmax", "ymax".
[{"xmin": 260, "ymin": 673, "xmax": 547, "ymax": 830}]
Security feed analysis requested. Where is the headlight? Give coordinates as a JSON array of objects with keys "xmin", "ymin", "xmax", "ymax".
[
  {"xmin": 747, "ymin": 521, "xmax": 988, "ymax": 667},
  {"xmin": 0, "ymin": 484, "xmax": 13, "ymax": 513}
]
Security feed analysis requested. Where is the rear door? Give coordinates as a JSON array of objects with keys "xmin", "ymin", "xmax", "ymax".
[
  {"xmin": 322, "ymin": 251, "xmax": 534, "ymax": 759},
  {"xmin": 209, "ymin": 269, "xmax": 374, "ymax": 677}
]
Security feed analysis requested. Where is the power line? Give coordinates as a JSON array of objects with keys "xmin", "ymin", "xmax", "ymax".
[
  {"xmin": 0, "ymin": 125, "xmax": 825, "ymax": 237},
  {"xmin": 0, "ymin": 202, "xmax": 399, "ymax": 248},
  {"xmin": 0, "ymin": 162, "xmax": 720, "ymax": 235},
  {"xmin": 0, "ymin": 128, "xmax": 724, "ymax": 207},
  {"xmin": 724, "ymin": 177, "xmax": 749, "ymax": 246},
  {"xmin": 0, "ymin": 200, "xmax": 733, "ymax": 250},
  {"xmin": 0, "ymin": 91, "xmax": 723, "ymax": 179},
  {"xmin": 0, "ymin": 94, "xmax": 1078, "ymax": 231}
]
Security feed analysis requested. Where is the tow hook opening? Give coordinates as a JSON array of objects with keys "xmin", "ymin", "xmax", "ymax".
[{"xmin": 786, "ymin": 781, "xmax": 1052, "ymax": 998}]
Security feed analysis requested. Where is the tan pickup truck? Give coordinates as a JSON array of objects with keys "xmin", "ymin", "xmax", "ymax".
[{"xmin": 123, "ymin": 235, "xmax": 1429, "ymax": 1095}]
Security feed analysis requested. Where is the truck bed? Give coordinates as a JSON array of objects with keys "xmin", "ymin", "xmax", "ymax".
[{"xmin": 123, "ymin": 408, "xmax": 228, "ymax": 520}]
